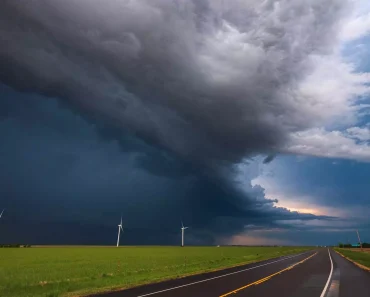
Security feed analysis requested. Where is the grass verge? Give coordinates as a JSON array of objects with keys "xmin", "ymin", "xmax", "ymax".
[
  {"xmin": 334, "ymin": 248, "xmax": 370, "ymax": 271},
  {"xmin": 0, "ymin": 246, "xmax": 312, "ymax": 297}
]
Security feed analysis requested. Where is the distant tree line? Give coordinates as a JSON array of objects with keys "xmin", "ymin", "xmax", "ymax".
[
  {"xmin": 338, "ymin": 242, "xmax": 370, "ymax": 248},
  {"xmin": 0, "ymin": 244, "xmax": 32, "ymax": 248}
]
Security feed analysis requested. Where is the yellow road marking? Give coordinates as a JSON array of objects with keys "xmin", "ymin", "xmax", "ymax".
[
  {"xmin": 219, "ymin": 252, "xmax": 317, "ymax": 297},
  {"xmin": 335, "ymin": 249, "xmax": 370, "ymax": 272}
]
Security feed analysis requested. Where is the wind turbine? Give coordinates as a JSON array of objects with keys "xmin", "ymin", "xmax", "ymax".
[
  {"xmin": 356, "ymin": 230, "xmax": 363, "ymax": 251},
  {"xmin": 117, "ymin": 217, "xmax": 123, "ymax": 247},
  {"xmin": 181, "ymin": 221, "xmax": 188, "ymax": 247},
  {"xmin": 0, "ymin": 209, "xmax": 4, "ymax": 219}
]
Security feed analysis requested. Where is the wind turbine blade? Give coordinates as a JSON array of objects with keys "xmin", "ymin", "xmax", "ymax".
[
  {"xmin": 0, "ymin": 209, "xmax": 4, "ymax": 218},
  {"xmin": 181, "ymin": 221, "xmax": 184, "ymax": 228},
  {"xmin": 184, "ymin": 227, "xmax": 189, "ymax": 229}
]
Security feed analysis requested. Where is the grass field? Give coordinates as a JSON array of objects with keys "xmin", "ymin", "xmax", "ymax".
[
  {"xmin": 335, "ymin": 248, "xmax": 370, "ymax": 269},
  {"xmin": 0, "ymin": 246, "xmax": 311, "ymax": 297},
  {"xmin": 347, "ymin": 248, "xmax": 370, "ymax": 253}
]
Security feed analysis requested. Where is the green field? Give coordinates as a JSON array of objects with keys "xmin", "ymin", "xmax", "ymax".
[
  {"xmin": 335, "ymin": 248, "xmax": 370, "ymax": 269},
  {"xmin": 0, "ymin": 246, "xmax": 311, "ymax": 297}
]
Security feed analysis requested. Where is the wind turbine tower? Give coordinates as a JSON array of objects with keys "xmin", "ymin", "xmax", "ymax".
[
  {"xmin": 356, "ymin": 230, "xmax": 363, "ymax": 251},
  {"xmin": 181, "ymin": 221, "xmax": 188, "ymax": 247},
  {"xmin": 117, "ymin": 217, "xmax": 123, "ymax": 247}
]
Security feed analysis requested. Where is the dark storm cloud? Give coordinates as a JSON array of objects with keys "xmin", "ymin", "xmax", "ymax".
[
  {"xmin": 0, "ymin": 0, "xmax": 352, "ymax": 164},
  {"xmin": 0, "ymin": 86, "xmax": 332, "ymax": 244},
  {"xmin": 0, "ymin": 1, "xmax": 354, "ymax": 244}
]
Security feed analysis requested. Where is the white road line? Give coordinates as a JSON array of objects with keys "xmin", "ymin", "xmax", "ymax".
[
  {"xmin": 137, "ymin": 251, "xmax": 312, "ymax": 297},
  {"xmin": 320, "ymin": 248, "xmax": 334, "ymax": 297},
  {"xmin": 326, "ymin": 268, "xmax": 340, "ymax": 297}
]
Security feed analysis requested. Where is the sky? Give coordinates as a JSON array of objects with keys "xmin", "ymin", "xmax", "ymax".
[{"xmin": 1, "ymin": 0, "xmax": 370, "ymax": 246}]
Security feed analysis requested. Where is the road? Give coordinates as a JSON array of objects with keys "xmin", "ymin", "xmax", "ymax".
[{"xmin": 93, "ymin": 248, "xmax": 370, "ymax": 297}]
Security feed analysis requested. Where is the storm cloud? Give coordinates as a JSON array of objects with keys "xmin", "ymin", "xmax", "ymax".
[
  {"xmin": 1, "ymin": 0, "xmax": 369, "ymax": 163},
  {"xmin": 0, "ymin": 85, "xmax": 333, "ymax": 244},
  {"xmin": 0, "ymin": 0, "xmax": 369, "ymax": 244}
]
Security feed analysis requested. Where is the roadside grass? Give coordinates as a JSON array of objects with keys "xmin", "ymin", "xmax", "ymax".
[
  {"xmin": 335, "ymin": 248, "xmax": 370, "ymax": 269},
  {"xmin": 0, "ymin": 246, "xmax": 311, "ymax": 297}
]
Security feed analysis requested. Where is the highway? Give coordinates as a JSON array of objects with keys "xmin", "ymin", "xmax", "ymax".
[{"xmin": 93, "ymin": 248, "xmax": 370, "ymax": 297}]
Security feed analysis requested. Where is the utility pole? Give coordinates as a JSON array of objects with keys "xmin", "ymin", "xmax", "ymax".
[{"xmin": 356, "ymin": 230, "xmax": 363, "ymax": 251}]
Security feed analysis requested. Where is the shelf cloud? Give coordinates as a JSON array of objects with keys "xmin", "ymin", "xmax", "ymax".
[{"xmin": 1, "ymin": 0, "xmax": 369, "ymax": 244}]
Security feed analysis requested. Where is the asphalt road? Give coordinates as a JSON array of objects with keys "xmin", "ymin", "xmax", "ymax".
[{"xmin": 93, "ymin": 248, "xmax": 370, "ymax": 297}]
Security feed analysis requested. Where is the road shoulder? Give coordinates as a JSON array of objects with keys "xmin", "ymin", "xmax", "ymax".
[{"xmin": 334, "ymin": 249, "xmax": 370, "ymax": 272}]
